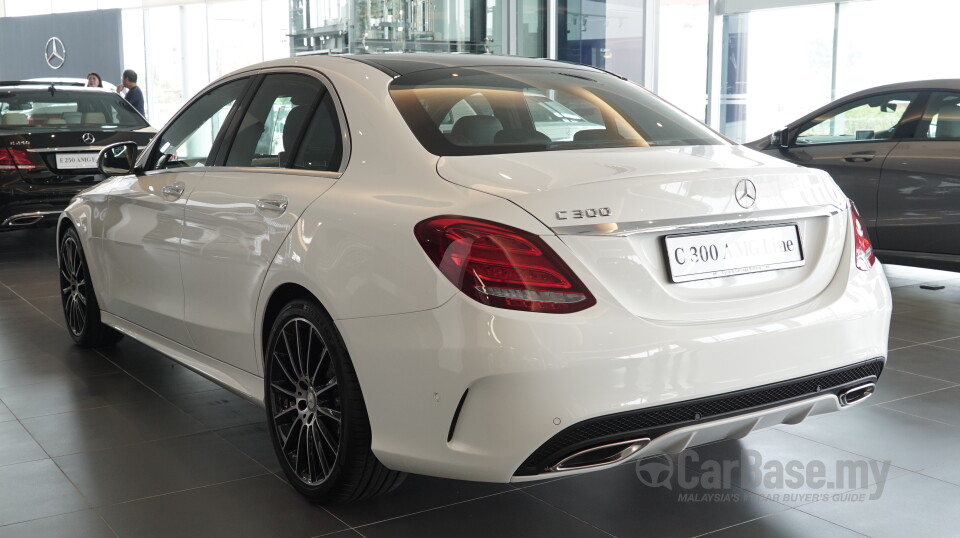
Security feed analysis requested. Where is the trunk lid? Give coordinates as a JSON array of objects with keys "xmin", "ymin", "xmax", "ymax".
[{"xmin": 436, "ymin": 145, "xmax": 849, "ymax": 322}]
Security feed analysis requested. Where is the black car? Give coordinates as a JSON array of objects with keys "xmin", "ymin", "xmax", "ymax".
[
  {"xmin": 0, "ymin": 82, "xmax": 155, "ymax": 230},
  {"xmin": 746, "ymin": 79, "xmax": 960, "ymax": 272}
]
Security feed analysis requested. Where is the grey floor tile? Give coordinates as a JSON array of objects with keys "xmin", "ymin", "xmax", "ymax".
[
  {"xmin": 167, "ymin": 388, "xmax": 264, "ymax": 430},
  {"xmin": 698, "ymin": 508, "xmax": 865, "ymax": 538},
  {"xmin": 0, "ymin": 459, "xmax": 89, "ymax": 527},
  {"xmin": 358, "ymin": 489, "xmax": 612, "ymax": 538},
  {"xmin": 97, "ymin": 339, "xmax": 223, "ymax": 397},
  {"xmin": 683, "ymin": 429, "xmax": 905, "ymax": 507},
  {"xmin": 0, "ymin": 353, "xmax": 119, "ymax": 389},
  {"xmin": 879, "ymin": 386, "xmax": 960, "ymax": 428},
  {"xmin": 0, "ymin": 400, "xmax": 13, "ymax": 423},
  {"xmin": 22, "ymin": 397, "xmax": 207, "ymax": 457},
  {"xmin": 215, "ymin": 422, "xmax": 283, "ymax": 475},
  {"xmin": 521, "ymin": 458, "xmax": 787, "ymax": 537},
  {"xmin": 866, "ymin": 366, "xmax": 957, "ymax": 405},
  {"xmin": 0, "ymin": 421, "xmax": 47, "ymax": 467},
  {"xmin": 780, "ymin": 405, "xmax": 960, "ymax": 472},
  {"xmin": 798, "ymin": 473, "xmax": 960, "ymax": 538},
  {"xmin": 328, "ymin": 473, "xmax": 513, "ymax": 527},
  {"xmin": 0, "ymin": 298, "xmax": 48, "ymax": 322},
  {"xmin": 6, "ymin": 279, "xmax": 60, "ymax": 300},
  {"xmin": 889, "ymin": 307, "xmax": 960, "ymax": 344},
  {"xmin": 98, "ymin": 474, "xmax": 344, "ymax": 538},
  {"xmin": 55, "ymin": 431, "xmax": 267, "ymax": 506},
  {"xmin": 886, "ymin": 344, "xmax": 960, "ymax": 383},
  {"xmin": 26, "ymin": 296, "xmax": 66, "ymax": 329},
  {"xmin": 886, "ymin": 336, "xmax": 917, "ymax": 351},
  {"xmin": 924, "ymin": 335, "xmax": 960, "ymax": 353},
  {"xmin": 0, "ymin": 510, "xmax": 114, "ymax": 538},
  {"xmin": 0, "ymin": 372, "xmax": 159, "ymax": 420}
]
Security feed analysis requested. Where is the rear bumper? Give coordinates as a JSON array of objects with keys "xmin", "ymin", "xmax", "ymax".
[
  {"xmin": 513, "ymin": 358, "xmax": 882, "ymax": 478},
  {"xmin": 337, "ymin": 257, "xmax": 891, "ymax": 483}
]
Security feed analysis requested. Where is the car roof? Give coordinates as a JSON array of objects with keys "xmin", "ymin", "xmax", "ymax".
[
  {"xmin": 340, "ymin": 53, "xmax": 596, "ymax": 77},
  {"xmin": 224, "ymin": 53, "xmax": 603, "ymax": 81},
  {"xmin": 0, "ymin": 81, "xmax": 116, "ymax": 93}
]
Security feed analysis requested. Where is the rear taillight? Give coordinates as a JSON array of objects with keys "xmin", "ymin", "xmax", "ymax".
[
  {"xmin": 850, "ymin": 200, "xmax": 875, "ymax": 271},
  {"xmin": 0, "ymin": 148, "xmax": 38, "ymax": 171},
  {"xmin": 415, "ymin": 216, "xmax": 596, "ymax": 313}
]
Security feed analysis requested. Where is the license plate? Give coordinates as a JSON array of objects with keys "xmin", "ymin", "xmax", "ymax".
[
  {"xmin": 665, "ymin": 225, "xmax": 804, "ymax": 283},
  {"xmin": 55, "ymin": 153, "xmax": 98, "ymax": 170}
]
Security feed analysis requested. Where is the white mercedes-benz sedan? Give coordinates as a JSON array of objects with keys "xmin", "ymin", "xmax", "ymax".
[{"xmin": 57, "ymin": 54, "xmax": 891, "ymax": 504}]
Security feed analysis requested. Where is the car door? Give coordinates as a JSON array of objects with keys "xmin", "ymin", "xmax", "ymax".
[
  {"xmin": 98, "ymin": 77, "xmax": 251, "ymax": 344},
  {"xmin": 775, "ymin": 91, "xmax": 920, "ymax": 238},
  {"xmin": 179, "ymin": 70, "xmax": 345, "ymax": 374},
  {"xmin": 877, "ymin": 91, "xmax": 960, "ymax": 256}
]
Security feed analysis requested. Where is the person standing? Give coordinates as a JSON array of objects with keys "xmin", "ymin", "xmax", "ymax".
[
  {"xmin": 86, "ymin": 72, "xmax": 103, "ymax": 88},
  {"xmin": 117, "ymin": 69, "xmax": 145, "ymax": 117}
]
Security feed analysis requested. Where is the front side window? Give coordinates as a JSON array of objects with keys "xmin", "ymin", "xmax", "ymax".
[
  {"xmin": 150, "ymin": 78, "xmax": 250, "ymax": 170},
  {"xmin": 795, "ymin": 92, "xmax": 918, "ymax": 145},
  {"xmin": 390, "ymin": 66, "xmax": 726, "ymax": 156},
  {"xmin": 917, "ymin": 92, "xmax": 960, "ymax": 140},
  {"xmin": 225, "ymin": 74, "xmax": 325, "ymax": 168}
]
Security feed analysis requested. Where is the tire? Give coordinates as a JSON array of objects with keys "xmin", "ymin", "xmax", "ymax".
[
  {"xmin": 58, "ymin": 227, "xmax": 123, "ymax": 348},
  {"xmin": 264, "ymin": 299, "xmax": 404, "ymax": 503}
]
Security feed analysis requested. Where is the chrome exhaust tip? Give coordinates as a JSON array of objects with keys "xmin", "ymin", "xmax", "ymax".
[
  {"xmin": 550, "ymin": 437, "xmax": 651, "ymax": 472},
  {"xmin": 839, "ymin": 383, "xmax": 876, "ymax": 406}
]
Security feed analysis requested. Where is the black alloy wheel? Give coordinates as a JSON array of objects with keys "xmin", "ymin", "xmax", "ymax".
[
  {"xmin": 264, "ymin": 299, "xmax": 404, "ymax": 503},
  {"xmin": 58, "ymin": 227, "xmax": 122, "ymax": 347}
]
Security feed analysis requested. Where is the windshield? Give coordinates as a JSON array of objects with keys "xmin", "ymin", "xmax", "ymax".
[
  {"xmin": 0, "ymin": 88, "xmax": 149, "ymax": 131},
  {"xmin": 390, "ymin": 66, "xmax": 727, "ymax": 156}
]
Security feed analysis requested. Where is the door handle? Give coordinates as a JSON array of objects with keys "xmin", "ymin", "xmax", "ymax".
[
  {"xmin": 256, "ymin": 198, "xmax": 289, "ymax": 212},
  {"xmin": 161, "ymin": 183, "xmax": 185, "ymax": 199},
  {"xmin": 843, "ymin": 152, "xmax": 876, "ymax": 162}
]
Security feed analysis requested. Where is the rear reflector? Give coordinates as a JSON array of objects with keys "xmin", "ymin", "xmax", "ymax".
[
  {"xmin": 415, "ymin": 216, "xmax": 596, "ymax": 313},
  {"xmin": 0, "ymin": 148, "xmax": 38, "ymax": 171},
  {"xmin": 850, "ymin": 200, "xmax": 875, "ymax": 271}
]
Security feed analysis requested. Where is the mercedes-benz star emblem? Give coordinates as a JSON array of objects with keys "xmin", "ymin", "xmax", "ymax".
[
  {"xmin": 81, "ymin": 133, "xmax": 95, "ymax": 145},
  {"xmin": 735, "ymin": 178, "xmax": 757, "ymax": 209},
  {"xmin": 44, "ymin": 37, "xmax": 66, "ymax": 70}
]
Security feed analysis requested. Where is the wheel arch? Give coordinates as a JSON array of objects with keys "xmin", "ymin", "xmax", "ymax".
[{"xmin": 260, "ymin": 282, "xmax": 326, "ymax": 367}]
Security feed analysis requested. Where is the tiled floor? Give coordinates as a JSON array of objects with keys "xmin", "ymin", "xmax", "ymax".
[{"xmin": 1, "ymin": 226, "xmax": 959, "ymax": 537}]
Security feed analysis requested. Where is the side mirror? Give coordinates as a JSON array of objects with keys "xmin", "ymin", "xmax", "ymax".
[
  {"xmin": 772, "ymin": 128, "xmax": 790, "ymax": 149},
  {"xmin": 97, "ymin": 141, "xmax": 139, "ymax": 176}
]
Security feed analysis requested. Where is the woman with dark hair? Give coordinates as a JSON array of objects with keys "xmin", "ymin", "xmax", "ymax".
[{"xmin": 86, "ymin": 72, "xmax": 103, "ymax": 88}]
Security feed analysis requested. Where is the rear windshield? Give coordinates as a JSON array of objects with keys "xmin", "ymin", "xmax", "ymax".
[
  {"xmin": 390, "ymin": 66, "xmax": 727, "ymax": 156},
  {"xmin": 0, "ymin": 88, "xmax": 148, "ymax": 131}
]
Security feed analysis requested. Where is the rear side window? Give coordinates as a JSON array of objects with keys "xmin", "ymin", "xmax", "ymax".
[
  {"xmin": 390, "ymin": 66, "xmax": 726, "ymax": 156},
  {"xmin": 917, "ymin": 92, "xmax": 960, "ymax": 140},
  {"xmin": 224, "ymin": 73, "xmax": 343, "ymax": 172},
  {"xmin": 0, "ymin": 89, "xmax": 148, "ymax": 130}
]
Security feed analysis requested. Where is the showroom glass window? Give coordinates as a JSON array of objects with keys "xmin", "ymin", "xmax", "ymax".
[
  {"xmin": 150, "ymin": 78, "xmax": 250, "ymax": 169},
  {"xmin": 224, "ymin": 73, "xmax": 343, "ymax": 172},
  {"xmin": 795, "ymin": 92, "xmax": 919, "ymax": 145}
]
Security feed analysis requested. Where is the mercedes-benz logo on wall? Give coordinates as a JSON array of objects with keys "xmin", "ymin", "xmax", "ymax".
[
  {"xmin": 735, "ymin": 178, "xmax": 757, "ymax": 209},
  {"xmin": 81, "ymin": 133, "xmax": 95, "ymax": 145},
  {"xmin": 45, "ymin": 37, "xmax": 66, "ymax": 70}
]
